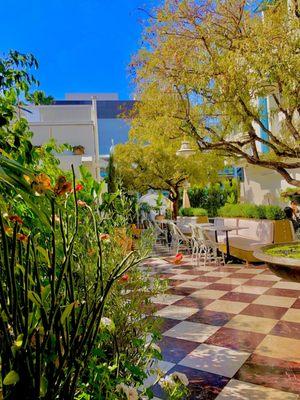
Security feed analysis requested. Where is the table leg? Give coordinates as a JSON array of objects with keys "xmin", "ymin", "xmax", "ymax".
[
  {"xmin": 215, "ymin": 231, "xmax": 218, "ymax": 243},
  {"xmin": 225, "ymin": 231, "xmax": 230, "ymax": 263},
  {"xmin": 167, "ymin": 225, "xmax": 172, "ymax": 248}
]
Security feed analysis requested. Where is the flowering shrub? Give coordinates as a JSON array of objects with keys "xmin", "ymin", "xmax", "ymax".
[{"xmin": 0, "ymin": 163, "xmax": 154, "ymax": 400}]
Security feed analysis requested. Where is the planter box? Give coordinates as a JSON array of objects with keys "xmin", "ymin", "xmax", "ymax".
[{"xmin": 177, "ymin": 216, "xmax": 209, "ymax": 224}]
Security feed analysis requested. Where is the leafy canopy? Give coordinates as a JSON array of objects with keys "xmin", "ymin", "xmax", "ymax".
[
  {"xmin": 133, "ymin": 0, "xmax": 300, "ymax": 186},
  {"xmin": 114, "ymin": 93, "xmax": 223, "ymax": 200}
]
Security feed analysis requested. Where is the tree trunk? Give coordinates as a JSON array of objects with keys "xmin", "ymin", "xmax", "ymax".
[
  {"xmin": 172, "ymin": 197, "xmax": 179, "ymax": 220},
  {"xmin": 169, "ymin": 187, "xmax": 180, "ymax": 220}
]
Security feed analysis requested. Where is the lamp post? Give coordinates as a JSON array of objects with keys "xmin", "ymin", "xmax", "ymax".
[{"xmin": 176, "ymin": 139, "xmax": 196, "ymax": 158}]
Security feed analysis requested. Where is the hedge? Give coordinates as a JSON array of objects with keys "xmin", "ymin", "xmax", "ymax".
[
  {"xmin": 179, "ymin": 207, "xmax": 208, "ymax": 217},
  {"xmin": 218, "ymin": 204, "xmax": 285, "ymax": 220},
  {"xmin": 182, "ymin": 180, "xmax": 239, "ymax": 217}
]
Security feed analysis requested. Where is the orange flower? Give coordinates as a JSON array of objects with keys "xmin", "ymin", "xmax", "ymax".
[
  {"xmin": 4, "ymin": 226, "xmax": 13, "ymax": 235},
  {"xmin": 9, "ymin": 215, "xmax": 23, "ymax": 224},
  {"xmin": 24, "ymin": 175, "xmax": 31, "ymax": 183},
  {"xmin": 31, "ymin": 173, "xmax": 52, "ymax": 194},
  {"xmin": 77, "ymin": 200, "xmax": 87, "ymax": 207},
  {"xmin": 54, "ymin": 176, "xmax": 72, "ymax": 196},
  {"xmin": 88, "ymin": 248, "xmax": 96, "ymax": 256},
  {"xmin": 16, "ymin": 233, "xmax": 28, "ymax": 242},
  {"xmin": 99, "ymin": 233, "xmax": 110, "ymax": 241}
]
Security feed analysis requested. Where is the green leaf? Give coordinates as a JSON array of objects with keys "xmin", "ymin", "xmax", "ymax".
[
  {"xmin": 3, "ymin": 370, "xmax": 20, "ymax": 385},
  {"xmin": 28, "ymin": 291, "xmax": 43, "ymax": 307},
  {"xmin": 36, "ymin": 246, "xmax": 50, "ymax": 267},
  {"xmin": 40, "ymin": 376, "xmax": 48, "ymax": 397},
  {"xmin": 60, "ymin": 302, "xmax": 75, "ymax": 325},
  {"xmin": 41, "ymin": 285, "xmax": 51, "ymax": 301},
  {"xmin": 14, "ymin": 334, "xmax": 24, "ymax": 349}
]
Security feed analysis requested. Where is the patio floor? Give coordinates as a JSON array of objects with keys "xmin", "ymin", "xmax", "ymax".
[{"xmin": 145, "ymin": 250, "xmax": 300, "ymax": 399}]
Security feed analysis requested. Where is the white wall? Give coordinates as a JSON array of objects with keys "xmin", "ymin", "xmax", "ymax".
[
  {"xmin": 23, "ymin": 105, "xmax": 99, "ymax": 179},
  {"xmin": 241, "ymin": 164, "xmax": 300, "ymax": 206}
]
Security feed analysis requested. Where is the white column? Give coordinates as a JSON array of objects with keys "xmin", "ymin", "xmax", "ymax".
[{"xmin": 91, "ymin": 97, "xmax": 101, "ymax": 181}]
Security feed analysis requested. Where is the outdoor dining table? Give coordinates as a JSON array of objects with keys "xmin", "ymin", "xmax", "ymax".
[{"xmin": 203, "ymin": 225, "xmax": 249, "ymax": 263}]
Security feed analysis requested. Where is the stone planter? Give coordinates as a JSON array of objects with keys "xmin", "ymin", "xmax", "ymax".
[{"xmin": 254, "ymin": 242, "xmax": 300, "ymax": 282}]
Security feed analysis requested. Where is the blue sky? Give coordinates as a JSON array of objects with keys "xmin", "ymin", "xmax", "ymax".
[{"xmin": 1, "ymin": 0, "xmax": 159, "ymax": 100}]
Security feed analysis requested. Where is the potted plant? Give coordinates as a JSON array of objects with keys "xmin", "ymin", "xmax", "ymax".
[
  {"xmin": 154, "ymin": 192, "xmax": 164, "ymax": 221},
  {"xmin": 73, "ymin": 145, "xmax": 85, "ymax": 155}
]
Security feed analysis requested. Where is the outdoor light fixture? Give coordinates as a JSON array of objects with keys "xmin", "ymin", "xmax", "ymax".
[{"xmin": 176, "ymin": 140, "xmax": 196, "ymax": 158}]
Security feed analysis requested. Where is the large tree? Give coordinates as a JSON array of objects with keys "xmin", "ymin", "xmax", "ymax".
[
  {"xmin": 132, "ymin": 0, "xmax": 300, "ymax": 186},
  {"xmin": 114, "ymin": 115, "xmax": 223, "ymax": 218}
]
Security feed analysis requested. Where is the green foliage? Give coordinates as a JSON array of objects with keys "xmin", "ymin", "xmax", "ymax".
[
  {"xmin": 106, "ymin": 154, "xmax": 117, "ymax": 194},
  {"xmin": 26, "ymin": 90, "xmax": 54, "ymax": 105},
  {"xmin": 266, "ymin": 244, "xmax": 300, "ymax": 259},
  {"xmin": 0, "ymin": 159, "xmax": 163, "ymax": 400},
  {"xmin": 132, "ymin": 0, "xmax": 300, "ymax": 187},
  {"xmin": 265, "ymin": 205, "xmax": 286, "ymax": 220},
  {"xmin": 100, "ymin": 190, "xmax": 139, "ymax": 228},
  {"xmin": 0, "ymin": 51, "xmax": 38, "ymax": 166},
  {"xmin": 153, "ymin": 191, "xmax": 164, "ymax": 215},
  {"xmin": 77, "ymin": 256, "xmax": 166, "ymax": 399},
  {"xmin": 218, "ymin": 203, "xmax": 285, "ymax": 220},
  {"xmin": 114, "ymin": 115, "xmax": 224, "ymax": 218},
  {"xmin": 185, "ymin": 180, "xmax": 239, "ymax": 217},
  {"xmin": 179, "ymin": 207, "xmax": 207, "ymax": 217},
  {"xmin": 78, "ymin": 165, "xmax": 104, "ymax": 205}
]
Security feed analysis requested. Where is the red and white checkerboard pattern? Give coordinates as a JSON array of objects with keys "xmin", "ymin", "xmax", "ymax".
[{"xmin": 144, "ymin": 251, "xmax": 300, "ymax": 399}]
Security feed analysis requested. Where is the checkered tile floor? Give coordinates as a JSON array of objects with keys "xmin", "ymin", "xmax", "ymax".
[{"xmin": 143, "ymin": 250, "xmax": 300, "ymax": 399}]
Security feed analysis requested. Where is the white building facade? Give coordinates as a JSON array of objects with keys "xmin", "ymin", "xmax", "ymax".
[
  {"xmin": 240, "ymin": 93, "xmax": 300, "ymax": 206},
  {"xmin": 23, "ymin": 93, "xmax": 135, "ymax": 180}
]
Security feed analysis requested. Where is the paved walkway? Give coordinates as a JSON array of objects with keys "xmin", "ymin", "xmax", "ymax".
[{"xmin": 145, "ymin": 254, "xmax": 300, "ymax": 399}]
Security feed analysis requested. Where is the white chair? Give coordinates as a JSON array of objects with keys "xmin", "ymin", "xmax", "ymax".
[
  {"xmin": 189, "ymin": 224, "xmax": 207, "ymax": 262},
  {"xmin": 152, "ymin": 220, "xmax": 168, "ymax": 245},
  {"xmin": 168, "ymin": 221, "xmax": 191, "ymax": 254},
  {"xmin": 196, "ymin": 226, "xmax": 225, "ymax": 266}
]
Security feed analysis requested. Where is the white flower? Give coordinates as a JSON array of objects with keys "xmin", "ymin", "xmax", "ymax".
[
  {"xmin": 116, "ymin": 383, "xmax": 129, "ymax": 396},
  {"xmin": 127, "ymin": 387, "xmax": 138, "ymax": 400},
  {"xmin": 159, "ymin": 375, "xmax": 176, "ymax": 388},
  {"xmin": 144, "ymin": 342, "xmax": 161, "ymax": 354},
  {"xmin": 116, "ymin": 384, "xmax": 138, "ymax": 400},
  {"xmin": 150, "ymin": 343, "xmax": 161, "ymax": 354},
  {"xmin": 171, "ymin": 372, "xmax": 189, "ymax": 386},
  {"xmin": 100, "ymin": 317, "xmax": 115, "ymax": 332}
]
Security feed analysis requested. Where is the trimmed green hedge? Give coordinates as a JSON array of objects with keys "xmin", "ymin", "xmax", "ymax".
[
  {"xmin": 181, "ymin": 180, "xmax": 239, "ymax": 217},
  {"xmin": 218, "ymin": 204, "xmax": 285, "ymax": 220},
  {"xmin": 179, "ymin": 207, "xmax": 208, "ymax": 217}
]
